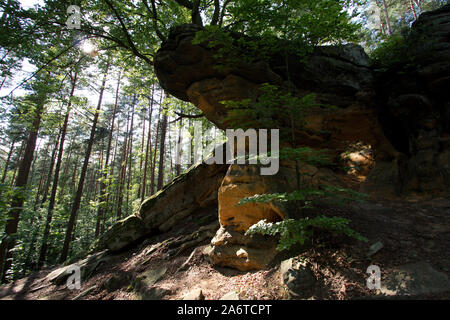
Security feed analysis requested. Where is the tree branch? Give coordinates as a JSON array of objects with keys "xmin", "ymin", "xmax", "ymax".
[
  {"xmin": 142, "ymin": 0, "xmax": 166, "ymax": 42},
  {"xmin": 103, "ymin": 0, "xmax": 154, "ymax": 65},
  {"xmin": 211, "ymin": 0, "xmax": 220, "ymax": 25},
  {"xmin": 169, "ymin": 111, "xmax": 204, "ymax": 123}
]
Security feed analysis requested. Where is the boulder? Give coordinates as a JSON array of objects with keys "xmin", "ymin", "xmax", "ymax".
[
  {"xmin": 93, "ymin": 160, "xmax": 228, "ymax": 254},
  {"xmin": 46, "ymin": 250, "xmax": 110, "ymax": 286},
  {"xmin": 93, "ymin": 215, "xmax": 148, "ymax": 252},
  {"xmin": 280, "ymin": 258, "xmax": 317, "ymax": 299},
  {"xmin": 206, "ymin": 226, "xmax": 279, "ymax": 271},
  {"xmin": 380, "ymin": 262, "xmax": 450, "ymax": 297},
  {"xmin": 140, "ymin": 287, "xmax": 173, "ymax": 300},
  {"xmin": 138, "ymin": 161, "xmax": 228, "ymax": 232},
  {"xmin": 134, "ymin": 267, "xmax": 167, "ymax": 290}
]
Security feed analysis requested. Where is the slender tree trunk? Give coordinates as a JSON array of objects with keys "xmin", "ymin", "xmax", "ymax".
[
  {"xmin": 138, "ymin": 105, "xmax": 146, "ymax": 197},
  {"xmin": 1, "ymin": 139, "xmax": 16, "ymax": 184},
  {"xmin": 40, "ymin": 132, "xmax": 61, "ymax": 206},
  {"xmin": 380, "ymin": 0, "xmax": 392, "ymax": 35},
  {"xmin": 410, "ymin": 0, "xmax": 418, "ymax": 20},
  {"xmin": 38, "ymin": 73, "xmax": 78, "ymax": 267},
  {"xmin": 23, "ymin": 140, "xmax": 51, "ymax": 271},
  {"xmin": 95, "ymin": 71, "xmax": 121, "ymax": 238},
  {"xmin": 150, "ymin": 96, "xmax": 162, "ymax": 195},
  {"xmin": 141, "ymin": 88, "xmax": 154, "ymax": 201},
  {"xmin": 10, "ymin": 141, "xmax": 25, "ymax": 187},
  {"xmin": 125, "ymin": 95, "xmax": 136, "ymax": 215},
  {"xmin": 117, "ymin": 112, "xmax": 130, "ymax": 220},
  {"xmin": 176, "ymin": 118, "xmax": 183, "ymax": 176},
  {"xmin": 157, "ymin": 104, "xmax": 168, "ymax": 191},
  {"xmin": 69, "ymin": 152, "xmax": 80, "ymax": 196},
  {"xmin": 58, "ymin": 132, "xmax": 76, "ymax": 197},
  {"xmin": 59, "ymin": 64, "xmax": 109, "ymax": 263},
  {"xmin": 0, "ymin": 97, "xmax": 44, "ymax": 282}
]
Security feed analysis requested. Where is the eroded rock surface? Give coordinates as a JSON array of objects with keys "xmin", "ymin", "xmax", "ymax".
[
  {"xmin": 154, "ymin": 5, "xmax": 450, "ymax": 270},
  {"xmin": 97, "ymin": 6, "xmax": 450, "ymax": 272},
  {"xmin": 94, "ymin": 161, "xmax": 228, "ymax": 253},
  {"xmin": 155, "ymin": 5, "xmax": 450, "ymax": 197},
  {"xmin": 138, "ymin": 161, "xmax": 228, "ymax": 232}
]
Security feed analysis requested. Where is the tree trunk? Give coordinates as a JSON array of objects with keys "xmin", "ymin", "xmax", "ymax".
[
  {"xmin": 116, "ymin": 111, "xmax": 130, "ymax": 220},
  {"xmin": 176, "ymin": 118, "xmax": 183, "ymax": 176},
  {"xmin": 381, "ymin": 0, "xmax": 392, "ymax": 35},
  {"xmin": 95, "ymin": 71, "xmax": 121, "ymax": 238},
  {"xmin": 10, "ymin": 141, "xmax": 25, "ymax": 187},
  {"xmin": 150, "ymin": 96, "xmax": 163, "ymax": 195},
  {"xmin": 1, "ymin": 139, "xmax": 16, "ymax": 184},
  {"xmin": 125, "ymin": 94, "xmax": 136, "ymax": 216},
  {"xmin": 38, "ymin": 72, "xmax": 78, "ymax": 267},
  {"xmin": 59, "ymin": 64, "xmax": 109, "ymax": 263},
  {"xmin": 157, "ymin": 100, "xmax": 168, "ymax": 191},
  {"xmin": 0, "ymin": 95, "xmax": 44, "ymax": 282},
  {"xmin": 40, "ymin": 132, "xmax": 61, "ymax": 206},
  {"xmin": 141, "ymin": 87, "xmax": 155, "ymax": 201}
]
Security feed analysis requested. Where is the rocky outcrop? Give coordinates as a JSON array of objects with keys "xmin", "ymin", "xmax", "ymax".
[
  {"xmin": 138, "ymin": 161, "xmax": 228, "ymax": 232},
  {"xmin": 155, "ymin": 5, "xmax": 450, "ymax": 197},
  {"xmin": 93, "ymin": 215, "xmax": 148, "ymax": 252},
  {"xmin": 94, "ymin": 160, "xmax": 228, "ymax": 253},
  {"xmin": 93, "ymin": 6, "xmax": 449, "ymax": 272},
  {"xmin": 204, "ymin": 226, "xmax": 279, "ymax": 271},
  {"xmin": 375, "ymin": 4, "xmax": 450, "ymax": 194},
  {"xmin": 153, "ymin": 4, "xmax": 450, "ymax": 271},
  {"xmin": 155, "ymin": 24, "xmax": 377, "ymax": 131}
]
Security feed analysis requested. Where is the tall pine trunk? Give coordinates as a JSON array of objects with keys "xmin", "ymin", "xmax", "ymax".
[
  {"xmin": 0, "ymin": 94, "xmax": 45, "ymax": 282},
  {"xmin": 59, "ymin": 64, "xmax": 109, "ymax": 263},
  {"xmin": 38, "ymin": 72, "xmax": 78, "ymax": 267},
  {"xmin": 157, "ymin": 97, "xmax": 168, "ymax": 191},
  {"xmin": 1, "ymin": 139, "xmax": 16, "ymax": 184},
  {"xmin": 95, "ymin": 71, "xmax": 121, "ymax": 238},
  {"xmin": 141, "ymin": 87, "xmax": 154, "ymax": 201}
]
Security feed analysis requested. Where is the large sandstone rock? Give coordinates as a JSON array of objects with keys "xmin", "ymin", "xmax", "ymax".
[
  {"xmin": 218, "ymin": 163, "xmax": 342, "ymax": 231},
  {"xmin": 93, "ymin": 160, "xmax": 228, "ymax": 253},
  {"xmin": 280, "ymin": 258, "xmax": 317, "ymax": 299},
  {"xmin": 208, "ymin": 161, "xmax": 347, "ymax": 270},
  {"xmin": 93, "ymin": 215, "xmax": 148, "ymax": 252},
  {"xmin": 375, "ymin": 4, "xmax": 450, "ymax": 194},
  {"xmin": 154, "ymin": 5, "xmax": 450, "ymax": 197},
  {"xmin": 138, "ymin": 161, "xmax": 228, "ymax": 232},
  {"xmin": 205, "ymin": 226, "xmax": 279, "ymax": 271},
  {"xmin": 155, "ymin": 25, "xmax": 375, "ymax": 129}
]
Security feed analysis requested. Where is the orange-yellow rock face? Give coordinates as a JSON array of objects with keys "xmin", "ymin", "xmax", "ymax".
[{"xmin": 218, "ymin": 165, "xmax": 284, "ymax": 232}]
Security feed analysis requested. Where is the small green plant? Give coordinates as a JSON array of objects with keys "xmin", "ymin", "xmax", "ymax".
[
  {"xmin": 241, "ymin": 183, "xmax": 368, "ymax": 251},
  {"xmin": 246, "ymin": 216, "xmax": 368, "ymax": 251}
]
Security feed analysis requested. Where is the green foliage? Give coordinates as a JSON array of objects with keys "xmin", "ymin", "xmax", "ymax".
[
  {"xmin": 220, "ymin": 83, "xmax": 319, "ymax": 132},
  {"xmin": 238, "ymin": 185, "xmax": 367, "ymax": 207},
  {"xmin": 246, "ymin": 216, "xmax": 368, "ymax": 251},
  {"xmin": 369, "ymin": 33, "xmax": 412, "ymax": 68}
]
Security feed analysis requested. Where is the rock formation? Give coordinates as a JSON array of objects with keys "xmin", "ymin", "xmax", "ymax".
[{"xmin": 97, "ymin": 5, "xmax": 450, "ymax": 271}]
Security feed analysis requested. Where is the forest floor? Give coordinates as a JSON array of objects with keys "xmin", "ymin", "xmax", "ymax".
[{"xmin": 0, "ymin": 196, "xmax": 449, "ymax": 300}]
